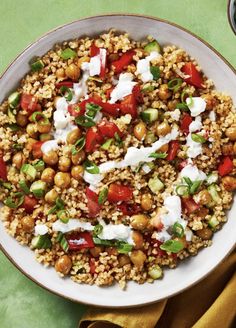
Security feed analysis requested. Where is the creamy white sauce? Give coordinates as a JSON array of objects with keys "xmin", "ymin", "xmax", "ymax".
[
  {"xmin": 34, "ymin": 224, "xmax": 49, "ymax": 236},
  {"xmin": 93, "ymin": 110, "xmax": 103, "ymax": 123},
  {"xmin": 98, "ymin": 219, "xmax": 134, "ymax": 244},
  {"xmin": 209, "ymin": 110, "xmax": 216, "ymax": 122},
  {"xmin": 136, "ymin": 51, "xmax": 160, "ymax": 82},
  {"xmin": 165, "ymin": 108, "xmax": 181, "ymax": 121},
  {"xmin": 186, "ymin": 133, "xmax": 203, "ymax": 158},
  {"xmin": 109, "ymin": 73, "xmax": 137, "ymax": 103},
  {"xmin": 186, "ymin": 97, "xmax": 206, "ymax": 117},
  {"xmin": 185, "ymin": 229, "xmax": 193, "ymax": 241},
  {"xmin": 83, "ymin": 171, "xmax": 103, "ymax": 188},
  {"xmin": 180, "ymin": 164, "xmax": 207, "ymax": 181},
  {"xmin": 89, "ymin": 54, "xmax": 101, "ymax": 76},
  {"xmin": 189, "ymin": 116, "xmax": 202, "ymax": 133},
  {"xmin": 52, "ymin": 219, "xmax": 94, "ymax": 233}
]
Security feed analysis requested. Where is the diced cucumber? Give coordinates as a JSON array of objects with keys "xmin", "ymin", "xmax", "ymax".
[
  {"xmin": 33, "ymin": 160, "xmax": 45, "ymax": 171},
  {"xmin": 8, "ymin": 92, "xmax": 20, "ymax": 108},
  {"xmin": 31, "ymin": 59, "xmax": 44, "ymax": 72},
  {"xmin": 19, "ymin": 180, "xmax": 30, "ymax": 194},
  {"xmin": 30, "ymin": 180, "xmax": 47, "ymax": 198},
  {"xmin": 144, "ymin": 40, "xmax": 161, "ymax": 54},
  {"xmin": 208, "ymin": 215, "xmax": 219, "ymax": 230},
  {"xmin": 145, "ymin": 131, "xmax": 157, "ymax": 144},
  {"xmin": 141, "ymin": 108, "xmax": 158, "ymax": 123},
  {"xmin": 150, "ymin": 66, "xmax": 160, "ymax": 80},
  {"xmin": 206, "ymin": 172, "xmax": 218, "ymax": 185},
  {"xmin": 21, "ymin": 163, "xmax": 37, "ymax": 179},
  {"xmin": 31, "ymin": 235, "xmax": 52, "ymax": 249},
  {"xmin": 7, "ymin": 107, "xmax": 16, "ymax": 122},
  {"xmin": 148, "ymin": 265, "xmax": 163, "ymax": 279},
  {"xmin": 148, "ymin": 176, "xmax": 164, "ymax": 193},
  {"xmin": 208, "ymin": 184, "xmax": 220, "ymax": 203},
  {"xmin": 176, "ymin": 185, "xmax": 189, "ymax": 196}
]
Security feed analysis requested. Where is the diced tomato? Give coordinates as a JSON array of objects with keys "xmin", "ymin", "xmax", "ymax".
[
  {"xmin": 89, "ymin": 257, "xmax": 96, "ymax": 273},
  {"xmin": 180, "ymin": 113, "xmax": 193, "ymax": 134},
  {"xmin": 85, "ymin": 127, "xmax": 103, "ymax": 153},
  {"xmin": 120, "ymin": 94, "xmax": 137, "ymax": 118},
  {"xmin": 90, "ymin": 43, "xmax": 100, "ymax": 57},
  {"xmin": 132, "ymin": 85, "xmax": 144, "ymax": 104},
  {"xmin": 181, "ymin": 62, "xmax": 205, "ymax": 89},
  {"xmin": 112, "ymin": 50, "xmax": 135, "ymax": 74},
  {"xmin": 21, "ymin": 195, "xmax": 38, "ymax": 214},
  {"xmin": 166, "ymin": 140, "xmax": 180, "ymax": 161},
  {"xmin": 90, "ymin": 44, "xmax": 106, "ymax": 79},
  {"xmin": 107, "ymin": 183, "xmax": 133, "ymax": 203},
  {"xmin": 218, "ymin": 156, "xmax": 234, "ymax": 177},
  {"xmin": 20, "ymin": 94, "xmax": 38, "ymax": 114},
  {"xmin": 97, "ymin": 120, "xmax": 122, "ymax": 138},
  {"xmin": 106, "ymin": 87, "xmax": 114, "ymax": 99},
  {"xmin": 101, "ymin": 102, "xmax": 120, "ymax": 117},
  {"xmin": 68, "ymin": 103, "xmax": 84, "ymax": 117},
  {"xmin": 117, "ymin": 203, "xmax": 140, "ymax": 216},
  {"xmin": 32, "ymin": 141, "xmax": 44, "ymax": 159},
  {"xmin": 67, "ymin": 232, "xmax": 95, "ymax": 250},
  {"xmin": 178, "ymin": 160, "xmax": 188, "ymax": 171},
  {"xmin": 0, "ymin": 156, "xmax": 7, "ymax": 181},
  {"xmin": 86, "ymin": 187, "xmax": 101, "ymax": 217},
  {"xmin": 182, "ymin": 197, "xmax": 200, "ymax": 214},
  {"xmin": 55, "ymin": 81, "xmax": 74, "ymax": 88}
]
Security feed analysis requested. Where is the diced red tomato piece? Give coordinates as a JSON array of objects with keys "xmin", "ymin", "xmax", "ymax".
[
  {"xmin": 178, "ymin": 160, "xmax": 188, "ymax": 171},
  {"xmin": 90, "ymin": 43, "xmax": 100, "ymax": 57},
  {"xmin": 0, "ymin": 156, "xmax": 7, "ymax": 181},
  {"xmin": 112, "ymin": 50, "xmax": 135, "ymax": 74},
  {"xmin": 181, "ymin": 62, "xmax": 205, "ymax": 89},
  {"xmin": 20, "ymin": 94, "xmax": 38, "ymax": 114},
  {"xmin": 132, "ymin": 85, "xmax": 144, "ymax": 104},
  {"xmin": 106, "ymin": 87, "xmax": 114, "ymax": 99},
  {"xmin": 86, "ymin": 187, "xmax": 101, "ymax": 217},
  {"xmin": 166, "ymin": 140, "xmax": 180, "ymax": 161},
  {"xmin": 182, "ymin": 197, "xmax": 200, "ymax": 214},
  {"xmin": 218, "ymin": 156, "xmax": 234, "ymax": 177},
  {"xmin": 120, "ymin": 94, "xmax": 137, "ymax": 118},
  {"xmin": 21, "ymin": 195, "xmax": 38, "ymax": 214},
  {"xmin": 89, "ymin": 257, "xmax": 96, "ymax": 273},
  {"xmin": 180, "ymin": 113, "xmax": 193, "ymax": 134},
  {"xmin": 32, "ymin": 141, "xmax": 44, "ymax": 159},
  {"xmin": 101, "ymin": 102, "xmax": 120, "ymax": 117},
  {"xmin": 97, "ymin": 120, "xmax": 122, "ymax": 138},
  {"xmin": 85, "ymin": 127, "xmax": 104, "ymax": 153},
  {"xmin": 55, "ymin": 81, "xmax": 74, "ymax": 88},
  {"xmin": 68, "ymin": 103, "xmax": 84, "ymax": 117},
  {"xmin": 117, "ymin": 203, "xmax": 140, "ymax": 216},
  {"xmin": 107, "ymin": 183, "xmax": 133, "ymax": 203},
  {"xmin": 67, "ymin": 232, "xmax": 95, "ymax": 250}
]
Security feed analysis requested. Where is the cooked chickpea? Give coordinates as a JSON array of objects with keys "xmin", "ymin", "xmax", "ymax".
[
  {"xmin": 26, "ymin": 123, "xmax": 38, "ymax": 138},
  {"xmin": 105, "ymin": 247, "xmax": 118, "ymax": 256},
  {"xmin": 12, "ymin": 152, "xmax": 26, "ymax": 169},
  {"xmin": 41, "ymin": 167, "xmax": 55, "ymax": 184},
  {"xmin": 130, "ymin": 250, "xmax": 146, "ymax": 270},
  {"xmin": 158, "ymin": 143, "xmax": 169, "ymax": 153},
  {"xmin": 222, "ymin": 176, "xmax": 236, "ymax": 191},
  {"xmin": 133, "ymin": 122, "xmax": 147, "ymax": 140},
  {"xmin": 233, "ymin": 142, "xmax": 236, "ymax": 155},
  {"xmin": 201, "ymin": 94, "xmax": 218, "ymax": 110},
  {"xmin": 65, "ymin": 63, "xmax": 80, "ymax": 80},
  {"xmin": 158, "ymin": 84, "xmax": 171, "ymax": 100},
  {"xmin": 141, "ymin": 194, "xmax": 153, "ymax": 211},
  {"xmin": 54, "ymin": 172, "xmax": 71, "ymax": 188},
  {"xmin": 55, "ymin": 255, "xmax": 72, "ymax": 275},
  {"xmin": 58, "ymin": 156, "xmax": 71, "ymax": 172},
  {"xmin": 167, "ymin": 100, "xmax": 178, "ymax": 111},
  {"xmin": 132, "ymin": 231, "xmax": 144, "ymax": 250},
  {"xmin": 56, "ymin": 68, "xmax": 65, "ymax": 78},
  {"xmin": 131, "ymin": 214, "xmax": 149, "ymax": 231},
  {"xmin": 156, "ymin": 121, "xmax": 171, "ymax": 137},
  {"xmin": 77, "ymin": 56, "xmax": 90, "ymax": 68},
  {"xmin": 25, "ymin": 138, "xmax": 37, "ymax": 152},
  {"xmin": 90, "ymin": 246, "xmax": 104, "ymax": 257},
  {"xmin": 44, "ymin": 189, "xmax": 58, "ymax": 204},
  {"xmin": 16, "ymin": 112, "xmax": 28, "ymax": 127},
  {"xmin": 37, "ymin": 122, "xmax": 51, "ymax": 134},
  {"xmin": 71, "ymin": 150, "xmax": 85, "ymax": 165},
  {"xmin": 196, "ymin": 190, "xmax": 212, "ymax": 206},
  {"xmin": 196, "ymin": 228, "xmax": 213, "ymax": 240},
  {"xmin": 40, "ymin": 133, "xmax": 52, "ymax": 142},
  {"xmin": 222, "ymin": 143, "xmax": 234, "ymax": 156},
  {"xmin": 54, "ymin": 96, "xmax": 61, "ymax": 107},
  {"xmin": 66, "ymin": 128, "xmax": 82, "ymax": 144},
  {"xmin": 43, "ymin": 151, "xmax": 58, "ymax": 166},
  {"xmin": 71, "ymin": 165, "xmax": 84, "ymax": 180},
  {"xmin": 118, "ymin": 254, "xmax": 131, "ymax": 267},
  {"xmin": 174, "ymin": 237, "xmax": 187, "ymax": 249},
  {"xmin": 21, "ymin": 216, "xmax": 34, "ymax": 232},
  {"xmin": 225, "ymin": 125, "xmax": 236, "ymax": 141}
]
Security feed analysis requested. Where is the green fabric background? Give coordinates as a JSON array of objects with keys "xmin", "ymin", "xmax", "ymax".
[{"xmin": 0, "ymin": 1, "xmax": 235, "ymax": 327}]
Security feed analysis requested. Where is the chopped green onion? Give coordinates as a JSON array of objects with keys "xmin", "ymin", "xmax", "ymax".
[
  {"xmin": 56, "ymin": 232, "xmax": 69, "ymax": 252},
  {"xmin": 181, "ymin": 90, "xmax": 192, "ymax": 104},
  {"xmin": 150, "ymin": 66, "xmax": 160, "ymax": 80},
  {"xmin": 114, "ymin": 132, "xmax": 123, "ymax": 147},
  {"xmin": 189, "ymin": 180, "xmax": 202, "ymax": 194},
  {"xmin": 176, "ymin": 103, "xmax": 189, "ymax": 111},
  {"xmin": 172, "ymin": 222, "xmax": 184, "ymax": 238},
  {"xmin": 31, "ymin": 111, "xmax": 49, "ymax": 126},
  {"xmin": 142, "ymin": 85, "xmax": 155, "ymax": 92},
  {"xmin": 7, "ymin": 123, "xmax": 20, "ymax": 131},
  {"xmin": 148, "ymin": 176, "xmax": 164, "ymax": 193},
  {"xmin": 31, "ymin": 59, "xmax": 44, "ymax": 72},
  {"xmin": 19, "ymin": 180, "xmax": 30, "ymax": 194},
  {"xmin": 101, "ymin": 138, "xmax": 113, "ymax": 150},
  {"xmin": 30, "ymin": 180, "xmax": 47, "ymax": 198},
  {"xmin": 40, "ymin": 133, "xmax": 52, "ymax": 142},
  {"xmin": 93, "ymin": 237, "xmax": 114, "ymax": 247},
  {"xmin": 149, "ymin": 152, "xmax": 167, "ymax": 159},
  {"xmin": 47, "ymin": 197, "xmax": 64, "ymax": 215},
  {"xmin": 13, "ymin": 143, "xmax": 23, "ymax": 150},
  {"xmin": 33, "ymin": 160, "xmax": 45, "ymax": 171},
  {"xmin": 206, "ymin": 172, "xmax": 218, "ymax": 185},
  {"xmin": 117, "ymin": 242, "xmax": 133, "ymax": 254},
  {"xmin": 60, "ymin": 48, "xmax": 77, "ymax": 60},
  {"xmin": 21, "ymin": 164, "xmax": 37, "ymax": 179},
  {"xmin": 148, "ymin": 265, "xmax": 163, "ymax": 279},
  {"xmin": 145, "ymin": 131, "xmax": 157, "ymax": 144},
  {"xmin": 167, "ymin": 78, "xmax": 182, "ymax": 92},
  {"xmin": 75, "ymin": 115, "xmax": 96, "ymax": 127},
  {"xmin": 160, "ymin": 239, "xmax": 184, "ymax": 253},
  {"xmin": 57, "ymin": 209, "xmax": 70, "ymax": 223},
  {"xmin": 8, "ymin": 92, "xmax": 20, "ymax": 108},
  {"xmin": 208, "ymin": 215, "xmax": 219, "ymax": 230},
  {"xmin": 191, "ymin": 133, "xmax": 206, "ymax": 144},
  {"xmin": 98, "ymin": 187, "xmax": 108, "ymax": 205},
  {"xmin": 93, "ymin": 224, "xmax": 103, "ymax": 236},
  {"xmin": 88, "ymin": 76, "xmax": 103, "ymax": 83},
  {"xmin": 176, "ymin": 184, "xmax": 189, "ymax": 196},
  {"xmin": 4, "ymin": 192, "xmax": 24, "ymax": 208},
  {"xmin": 8, "ymin": 107, "xmax": 16, "ymax": 122},
  {"xmin": 60, "ymin": 86, "xmax": 73, "ymax": 101},
  {"xmin": 182, "ymin": 177, "xmax": 192, "ymax": 187},
  {"xmin": 71, "ymin": 137, "xmax": 85, "ymax": 155},
  {"xmin": 31, "ymin": 235, "xmax": 52, "ymax": 249},
  {"xmin": 0, "ymin": 181, "xmax": 12, "ymax": 190},
  {"xmin": 207, "ymin": 184, "xmax": 220, "ymax": 203},
  {"xmin": 83, "ymin": 160, "xmax": 100, "ymax": 174},
  {"xmin": 85, "ymin": 103, "xmax": 102, "ymax": 119}
]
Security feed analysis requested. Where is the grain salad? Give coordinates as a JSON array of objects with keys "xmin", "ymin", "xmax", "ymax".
[{"xmin": 0, "ymin": 30, "xmax": 236, "ymax": 289}]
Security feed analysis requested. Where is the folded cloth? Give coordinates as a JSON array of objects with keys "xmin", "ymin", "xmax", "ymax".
[{"xmin": 79, "ymin": 250, "xmax": 236, "ymax": 328}]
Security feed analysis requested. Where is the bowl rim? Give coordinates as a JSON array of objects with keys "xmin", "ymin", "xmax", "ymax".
[
  {"xmin": 227, "ymin": 0, "xmax": 236, "ymax": 36},
  {"xmin": 0, "ymin": 13, "xmax": 236, "ymax": 308}
]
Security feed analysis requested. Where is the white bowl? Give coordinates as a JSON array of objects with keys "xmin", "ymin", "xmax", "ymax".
[{"xmin": 0, "ymin": 14, "xmax": 235, "ymax": 308}]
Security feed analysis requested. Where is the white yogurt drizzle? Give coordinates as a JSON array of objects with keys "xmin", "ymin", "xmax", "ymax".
[
  {"xmin": 136, "ymin": 51, "xmax": 161, "ymax": 82},
  {"xmin": 109, "ymin": 73, "xmax": 137, "ymax": 103}
]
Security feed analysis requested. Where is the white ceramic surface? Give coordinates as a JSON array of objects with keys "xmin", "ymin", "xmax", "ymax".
[{"xmin": 0, "ymin": 15, "xmax": 236, "ymax": 307}]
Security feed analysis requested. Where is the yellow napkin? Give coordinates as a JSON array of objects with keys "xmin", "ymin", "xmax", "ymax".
[{"xmin": 79, "ymin": 250, "xmax": 236, "ymax": 328}]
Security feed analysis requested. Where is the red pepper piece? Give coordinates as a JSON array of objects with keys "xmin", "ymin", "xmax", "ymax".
[
  {"xmin": 55, "ymin": 81, "xmax": 74, "ymax": 88},
  {"xmin": 89, "ymin": 257, "xmax": 96, "ymax": 274},
  {"xmin": 182, "ymin": 197, "xmax": 200, "ymax": 214},
  {"xmin": 86, "ymin": 187, "xmax": 101, "ymax": 217},
  {"xmin": 112, "ymin": 50, "xmax": 135, "ymax": 74},
  {"xmin": 0, "ymin": 156, "xmax": 7, "ymax": 181},
  {"xmin": 218, "ymin": 156, "xmax": 234, "ymax": 177},
  {"xmin": 107, "ymin": 183, "xmax": 133, "ymax": 203},
  {"xmin": 68, "ymin": 103, "xmax": 84, "ymax": 117},
  {"xmin": 67, "ymin": 232, "xmax": 95, "ymax": 250},
  {"xmin": 90, "ymin": 43, "xmax": 100, "ymax": 57},
  {"xmin": 97, "ymin": 120, "xmax": 122, "ymax": 138},
  {"xmin": 32, "ymin": 141, "xmax": 44, "ymax": 159},
  {"xmin": 120, "ymin": 94, "xmax": 137, "ymax": 118},
  {"xmin": 180, "ymin": 113, "xmax": 193, "ymax": 134},
  {"xmin": 117, "ymin": 203, "xmax": 140, "ymax": 216},
  {"xmin": 20, "ymin": 94, "xmax": 38, "ymax": 114},
  {"xmin": 166, "ymin": 140, "xmax": 180, "ymax": 161},
  {"xmin": 21, "ymin": 195, "xmax": 38, "ymax": 214},
  {"xmin": 85, "ymin": 127, "xmax": 104, "ymax": 153},
  {"xmin": 181, "ymin": 62, "xmax": 205, "ymax": 89},
  {"xmin": 132, "ymin": 85, "xmax": 144, "ymax": 104}
]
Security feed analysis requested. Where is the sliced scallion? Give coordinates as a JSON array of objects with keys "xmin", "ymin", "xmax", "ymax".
[
  {"xmin": 4, "ymin": 192, "xmax": 24, "ymax": 208},
  {"xmin": 21, "ymin": 164, "xmax": 37, "ymax": 179},
  {"xmin": 60, "ymin": 86, "xmax": 73, "ymax": 101},
  {"xmin": 0, "ymin": 181, "xmax": 12, "ymax": 190},
  {"xmin": 160, "ymin": 239, "xmax": 184, "ymax": 253},
  {"xmin": 167, "ymin": 78, "xmax": 182, "ymax": 92},
  {"xmin": 56, "ymin": 232, "xmax": 69, "ymax": 252},
  {"xmin": 176, "ymin": 103, "xmax": 189, "ymax": 111},
  {"xmin": 93, "ymin": 224, "xmax": 103, "ymax": 236},
  {"xmin": 47, "ymin": 197, "xmax": 64, "ymax": 215},
  {"xmin": 189, "ymin": 180, "xmax": 202, "ymax": 194},
  {"xmin": 33, "ymin": 160, "xmax": 45, "ymax": 171},
  {"xmin": 150, "ymin": 66, "xmax": 160, "ymax": 80},
  {"xmin": 117, "ymin": 242, "xmax": 133, "ymax": 254},
  {"xmin": 101, "ymin": 138, "xmax": 113, "ymax": 150},
  {"xmin": 30, "ymin": 180, "xmax": 47, "ymax": 198},
  {"xmin": 83, "ymin": 160, "xmax": 99, "ymax": 174},
  {"xmin": 19, "ymin": 180, "xmax": 30, "ymax": 194},
  {"xmin": 8, "ymin": 92, "xmax": 20, "ymax": 108},
  {"xmin": 31, "ymin": 111, "xmax": 49, "ymax": 126},
  {"xmin": 71, "ymin": 137, "xmax": 85, "ymax": 155},
  {"xmin": 148, "ymin": 265, "xmax": 163, "ymax": 279},
  {"xmin": 191, "ymin": 133, "xmax": 206, "ymax": 144},
  {"xmin": 13, "ymin": 143, "xmax": 23, "ymax": 150},
  {"xmin": 172, "ymin": 222, "xmax": 184, "ymax": 238},
  {"xmin": 98, "ymin": 187, "xmax": 108, "ymax": 205},
  {"xmin": 31, "ymin": 235, "xmax": 52, "ymax": 249},
  {"xmin": 60, "ymin": 48, "xmax": 77, "ymax": 60},
  {"xmin": 141, "ymin": 85, "xmax": 155, "ymax": 92},
  {"xmin": 85, "ymin": 103, "xmax": 102, "ymax": 119},
  {"xmin": 176, "ymin": 184, "xmax": 189, "ymax": 196},
  {"xmin": 31, "ymin": 59, "xmax": 44, "ymax": 72},
  {"xmin": 114, "ymin": 132, "xmax": 123, "ymax": 147},
  {"xmin": 7, "ymin": 123, "xmax": 20, "ymax": 131},
  {"xmin": 149, "ymin": 152, "xmax": 167, "ymax": 159},
  {"xmin": 75, "ymin": 115, "xmax": 96, "ymax": 127},
  {"xmin": 57, "ymin": 209, "xmax": 70, "ymax": 223}
]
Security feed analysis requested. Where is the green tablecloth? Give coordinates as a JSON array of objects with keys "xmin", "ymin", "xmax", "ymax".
[{"xmin": 0, "ymin": 1, "xmax": 235, "ymax": 327}]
